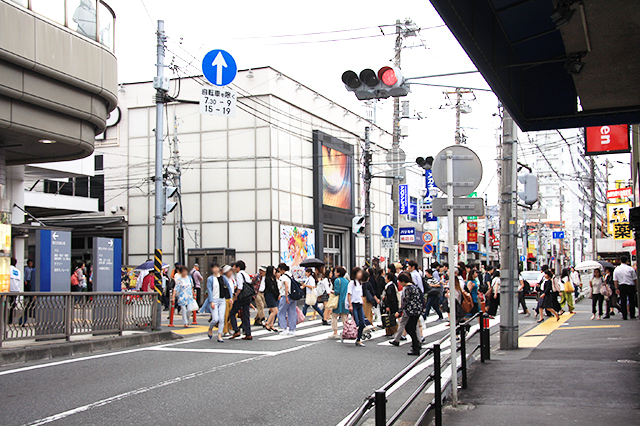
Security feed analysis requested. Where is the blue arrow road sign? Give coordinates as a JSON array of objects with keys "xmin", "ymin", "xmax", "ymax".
[
  {"xmin": 552, "ymin": 231, "xmax": 565, "ymax": 239},
  {"xmin": 202, "ymin": 50, "xmax": 237, "ymax": 86},
  {"xmin": 519, "ymin": 255, "xmax": 526, "ymax": 262},
  {"xmin": 381, "ymin": 225, "xmax": 395, "ymax": 238}
]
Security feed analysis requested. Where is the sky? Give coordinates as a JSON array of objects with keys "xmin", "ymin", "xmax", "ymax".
[{"xmin": 109, "ymin": 0, "xmax": 630, "ymax": 206}]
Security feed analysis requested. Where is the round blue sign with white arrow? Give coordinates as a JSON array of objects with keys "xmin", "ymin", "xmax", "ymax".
[
  {"xmin": 381, "ymin": 225, "xmax": 395, "ymax": 238},
  {"xmin": 202, "ymin": 49, "xmax": 237, "ymax": 87}
]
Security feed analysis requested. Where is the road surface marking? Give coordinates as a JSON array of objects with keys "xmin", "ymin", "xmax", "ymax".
[
  {"xmin": 24, "ymin": 343, "xmax": 317, "ymax": 426},
  {"xmin": 557, "ymin": 325, "xmax": 620, "ymax": 330},
  {"xmin": 0, "ymin": 348, "xmax": 147, "ymax": 377},
  {"xmin": 146, "ymin": 347, "xmax": 273, "ymax": 355},
  {"xmin": 519, "ymin": 313, "xmax": 574, "ymax": 347},
  {"xmin": 171, "ymin": 326, "xmax": 210, "ymax": 335}
]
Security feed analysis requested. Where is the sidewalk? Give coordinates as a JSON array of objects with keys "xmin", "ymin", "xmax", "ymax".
[{"xmin": 442, "ymin": 298, "xmax": 640, "ymax": 425}]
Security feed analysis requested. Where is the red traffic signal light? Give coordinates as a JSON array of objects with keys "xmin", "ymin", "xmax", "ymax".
[{"xmin": 378, "ymin": 66, "xmax": 398, "ymax": 86}]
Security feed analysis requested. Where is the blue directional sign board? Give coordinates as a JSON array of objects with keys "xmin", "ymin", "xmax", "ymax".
[
  {"xmin": 93, "ymin": 237, "xmax": 122, "ymax": 292},
  {"xmin": 399, "ymin": 184, "xmax": 409, "ymax": 215},
  {"xmin": 202, "ymin": 49, "xmax": 237, "ymax": 86},
  {"xmin": 35, "ymin": 229, "xmax": 71, "ymax": 292},
  {"xmin": 381, "ymin": 225, "xmax": 395, "ymax": 238},
  {"xmin": 552, "ymin": 231, "xmax": 565, "ymax": 239},
  {"xmin": 520, "ymin": 255, "xmax": 526, "ymax": 262},
  {"xmin": 467, "ymin": 243, "xmax": 478, "ymax": 251}
]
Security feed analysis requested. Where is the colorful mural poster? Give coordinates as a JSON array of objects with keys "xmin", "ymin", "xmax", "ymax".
[
  {"xmin": 280, "ymin": 225, "xmax": 315, "ymax": 272},
  {"xmin": 322, "ymin": 145, "xmax": 352, "ymax": 210}
]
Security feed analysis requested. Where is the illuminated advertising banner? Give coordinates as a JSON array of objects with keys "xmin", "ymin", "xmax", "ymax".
[
  {"xmin": 585, "ymin": 125, "xmax": 630, "ymax": 156},
  {"xmin": 607, "ymin": 201, "xmax": 632, "ymax": 234},
  {"xmin": 322, "ymin": 145, "xmax": 352, "ymax": 210}
]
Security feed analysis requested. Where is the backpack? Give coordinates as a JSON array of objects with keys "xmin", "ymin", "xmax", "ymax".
[
  {"xmin": 287, "ymin": 274, "xmax": 304, "ymax": 300},
  {"xmin": 461, "ymin": 291, "xmax": 473, "ymax": 313},
  {"xmin": 522, "ymin": 278, "xmax": 531, "ymax": 294},
  {"xmin": 70, "ymin": 272, "xmax": 79, "ymax": 286},
  {"xmin": 479, "ymin": 273, "xmax": 490, "ymax": 293}
]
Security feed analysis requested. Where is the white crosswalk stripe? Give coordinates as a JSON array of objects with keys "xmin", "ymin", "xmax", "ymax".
[{"xmin": 260, "ymin": 320, "xmax": 329, "ymax": 340}]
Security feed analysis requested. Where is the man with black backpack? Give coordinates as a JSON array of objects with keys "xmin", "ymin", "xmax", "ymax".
[
  {"xmin": 228, "ymin": 260, "xmax": 254, "ymax": 340},
  {"xmin": 423, "ymin": 269, "xmax": 444, "ymax": 321}
]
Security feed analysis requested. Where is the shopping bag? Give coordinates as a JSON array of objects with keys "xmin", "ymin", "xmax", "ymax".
[
  {"xmin": 187, "ymin": 300, "xmax": 199, "ymax": 312},
  {"xmin": 382, "ymin": 313, "xmax": 397, "ymax": 328},
  {"xmin": 296, "ymin": 306, "xmax": 305, "ymax": 324},
  {"xmin": 326, "ymin": 294, "xmax": 339, "ymax": 310},
  {"xmin": 305, "ymin": 292, "xmax": 317, "ymax": 306}
]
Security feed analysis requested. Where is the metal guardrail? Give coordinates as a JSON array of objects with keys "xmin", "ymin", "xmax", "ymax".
[
  {"xmin": 0, "ymin": 292, "xmax": 158, "ymax": 346},
  {"xmin": 345, "ymin": 312, "xmax": 489, "ymax": 426}
]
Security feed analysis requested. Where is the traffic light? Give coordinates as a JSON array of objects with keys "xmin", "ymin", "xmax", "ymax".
[
  {"xmin": 517, "ymin": 173, "xmax": 538, "ymax": 205},
  {"xmin": 341, "ymin": 67, "xmax": 409, "ymax": 100},
  {"xmin": 163, "ymin": 185, "xmax": 178, "ymax": 215},
  {"xmin": 416, "ymin": 156, "xmax": 434, "ymax": 170},
  {"xmin": 352, "ymin": 215, "xmax": 365, "ymax": 234}
]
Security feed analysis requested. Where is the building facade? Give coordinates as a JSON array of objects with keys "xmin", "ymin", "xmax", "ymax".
[{"xmin": 93, "ymin": 68, "xmax": 393, "ymax": 274}]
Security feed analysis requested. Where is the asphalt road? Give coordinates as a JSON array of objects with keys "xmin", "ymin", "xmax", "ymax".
[{"xmin": 0, "ymin": 300, "xmax": 532, "ymax": 426}]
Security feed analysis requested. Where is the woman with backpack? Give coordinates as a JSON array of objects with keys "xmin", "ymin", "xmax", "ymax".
[
  {"xmin": 330, "ymin": 266, "xmax": 349, "ymax": 339},
  {"xmin": 206, "ymin": 263, "xmax": 230, "ymax": 342},
  {"xmin": 276, "ymin": 263, "xmax": 298, "ymax": 335},
  {"xmin": 487, "ymin": 270, "xmax": 501, "ymax": 317},
  {"xmin": 466, "ymin": 269, "xmax": 479, "ymax": 314},
  {"xmin": 347, "ymin": 267, "xmax": 366, "ymax": 347}
]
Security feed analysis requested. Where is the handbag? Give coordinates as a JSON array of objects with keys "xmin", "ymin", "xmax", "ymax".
[
  {"xmin": 187, "ymin": 299, "xmax": 199, "ymax": 312},
  {"xmin": 381, "ymin": 313, "xmax": 397, "ymax": 328},
  {"xmin": 296, "ymin": 306, "xmax": 305, "ymax": 324},
  {"xmin": 237, "ymin": 273, "xmax": 256, "ymax": 301},
  {"xmin": 564, "ymin": 279, "xmax": 575, "ymax": 293},
  {"xmin": 305, "ymin": 292, "xmax": 317, "ymax": 306},
  {"xmin": 326, "ymin": 293, "xmax": 339, "ymax": 310},
  {"xmin": 600, "ymin": 282, "xmax": 612, "ymax": 298}
]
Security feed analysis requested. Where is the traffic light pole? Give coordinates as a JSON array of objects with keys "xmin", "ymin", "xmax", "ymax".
[
  {"xmin": 364, "ymin": 127, "xmax": 372, "ymax": 266},
  {"xmin": 153, "ymin": 20, "xmax": 167, "ymax": 287},
  {"xmin": 499, "ymin": 109, "xmax": 518, "ymax": 350},
  {"xmin": 391, "ymin": 20, "xmax": 402, "ymax": 263}
]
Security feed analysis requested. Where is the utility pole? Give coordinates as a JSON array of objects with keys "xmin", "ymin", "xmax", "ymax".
[
  {"xmin": 445, "ymin": 149, "xmax": 459, "ymax": 405},
  {"xmin": 590, "ymin": 158, "xmax": 597, "ymax": 261},
  {"xmin": 485, "ymin": 193, "xmax": 490, "ymax": 265},
  {"xmin": 558, "ymin": 187, "xmax": 564, "ymax": 273},
  {"xmin": 172, "ymin": 115, "xmax": 185, "ymax": 265},
  {"xmin": 364, "ymin": 127, "xmax": 372, "ymax": 266},
  {"xmin": 499, "ymin": 109, "xmax": 518, "ymax": 350},
  {"xmin": 390, "ymin": 19, "xmax": 402, "ymax": 263},
  {"xmin": 153, "ymin": 20, "xmax": 167, "ymax": 287}
]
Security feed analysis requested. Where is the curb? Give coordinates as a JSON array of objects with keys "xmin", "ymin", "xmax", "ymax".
[{"xmin": 0, "ymin": 331, "xmax": 182, "ymax": 366}]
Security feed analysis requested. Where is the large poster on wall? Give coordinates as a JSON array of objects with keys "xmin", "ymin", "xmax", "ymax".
[
  {"xmin": 322, "ymin": 145, "xmax": 352, "ymax": 210},
  {"xmin": 280, "ymin": 225, "xmax": 315, "ymax": 278}
]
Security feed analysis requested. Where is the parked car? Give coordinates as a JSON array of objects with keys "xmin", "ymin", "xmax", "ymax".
[{"xmin": 520, "ymin": 271, "xmax": 542, "ymax": 298}]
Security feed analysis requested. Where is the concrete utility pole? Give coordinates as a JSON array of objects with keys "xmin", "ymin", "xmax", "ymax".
[
  {"xmin": 558, "ymin": 186, "xmax": 564, "ymax": 273},
  {"xmin": 485, "ymin": 193, "xmax": 490, "ymax": 264},
  {"xmin": 364, "ymin": 127, "xmax": 372, "ymax": 266},
  {"xmin": 590, "ymin": 158, "xmax": 597, "ymax": 261},
  {"xmin": 153, "ymin": 20, "xmax": 167, "ymax": 287},
  {"xmin": 390, "ymin": 19, "xmax": 402, "ymax": 263},
  {"xmin": 172, "ymin": 115, "xmax": 185, "ymax": 265},
  {"xmin": 499, "ymin": 109, "xmax": 518, "ymax": 350}
]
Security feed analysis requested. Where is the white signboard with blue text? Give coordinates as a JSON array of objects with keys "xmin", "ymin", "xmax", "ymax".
[
  {"xmin": 400, "ymin": 227, "xmax": 415, "ymax": 243},
  {"xmin": 399, "ymin": 184, "xmax": 409, "ymax": 215},
  {"xmin": 35, "ymin": 229, "xmax": 71, "ymax": 292},
  {"xmin": 92, "ymin": 237, "xmax": 122, "ymax": 292}
]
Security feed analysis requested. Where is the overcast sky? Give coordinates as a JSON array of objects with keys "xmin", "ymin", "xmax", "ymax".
[{"xmin": 109, "ymin": 0, "xmax": 630, "ymax": 205}]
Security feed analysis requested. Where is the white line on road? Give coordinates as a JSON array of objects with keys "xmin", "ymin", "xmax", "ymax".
[
  {"xmin": 146, "ymin": 347, "xmax": 273, "ymax": 355},
  {"xmin": 24, "ymin": 343, "xmax": 317, "ymax": 426}
]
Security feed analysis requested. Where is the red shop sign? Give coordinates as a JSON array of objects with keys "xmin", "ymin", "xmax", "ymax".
[{"xmin": 585, "ymin": 124, "xmax": 630, "ymax": 156}]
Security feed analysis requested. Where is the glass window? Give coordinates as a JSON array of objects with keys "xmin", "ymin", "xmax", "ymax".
[
  {"xmin": 67, "ymin": 0, "xmax": 97, "ymax": 41},
  {"xmin": 31, "ymin": 0, "xmax": 65, "ymax": 26},
  {"xmin": 94, "ymin": 154, "xmax": 104, "ymax": 171},
  {"xmin": 98, "ymin": 1, "xmax": 114, "ymax": 51},
  {"xmin": 9, "ymin": 0, "xmax": 29, "ymax": 7}
]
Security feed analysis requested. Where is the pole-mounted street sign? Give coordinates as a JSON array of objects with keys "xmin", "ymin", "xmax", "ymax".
[
  {"xmin": 381, "ymin": 225, "xmax": 395, "ymax": 238},
  {"xmin": 431, "ymin": 197, "xmax": 485, "ymax": 217},
  {"xmin": 431, "ymin": 145, "xmax": 483, "ymax": 197},
  {"xmin": 202, "ymin": 49, "xmax": 237, "ymax": 86}
]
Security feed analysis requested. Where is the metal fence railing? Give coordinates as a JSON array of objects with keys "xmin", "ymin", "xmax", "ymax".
[
  {"xmin": 0, "ymin": 292, "xmax": 159, "ymax": 346},
  {"xmin": 344, "ymin": 312, "xmax": 490, "ymax": 426}
]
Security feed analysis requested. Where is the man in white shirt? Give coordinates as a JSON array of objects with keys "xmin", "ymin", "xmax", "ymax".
[
  {"xmin": 253, "ymin": 266, "xmax": 267, "ymax": 326},
  {"xmin": 408, "ymin": 261, "xmax": 424, "ymax": 293},
  {"xmin": 9, "ymin": 258, "xmax": 21, "ymax": 324},
  {"xmin": 613, "ymin": 255, "xmax": 638, "ymax": 320}
]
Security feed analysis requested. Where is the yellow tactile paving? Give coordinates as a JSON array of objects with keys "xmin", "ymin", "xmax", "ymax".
[
  {"xmin": 518, "ymin": 335, "xmax": 547, "ymax": 348},
  {"xmin": 522, "ymin": 312, "xmax": 574, "ymax": 337},
  {"xmin": 557, "ymin": 325, "xmax": 620, "ymax": 330},
  {"xmin": 171, "ymin": 325, "xmax": 211, "ymax": 335}
]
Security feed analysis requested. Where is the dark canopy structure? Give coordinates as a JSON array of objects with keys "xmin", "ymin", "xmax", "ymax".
[{"xmin": 429, "ymin": 0, "xmax": 640, "ymax": 131}]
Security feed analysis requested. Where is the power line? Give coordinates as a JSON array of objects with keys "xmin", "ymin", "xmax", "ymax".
[{"xmin": 231, "ymin": 24, "xmax": 397, "ymax": 39}]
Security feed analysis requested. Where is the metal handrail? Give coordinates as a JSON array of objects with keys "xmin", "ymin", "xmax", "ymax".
[
  {"xmin": 0, "ymin": 291, "xmax": 158, "ymax": 347},
  {"xmin": 344, "ymin": 311, "xmax": 486, "ymax": 426}
]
